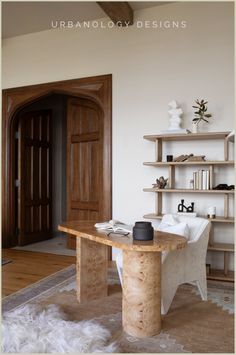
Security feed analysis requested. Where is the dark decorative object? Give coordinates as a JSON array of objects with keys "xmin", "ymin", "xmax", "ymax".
[
  {"xmin": 166, "ymin": 155, "xmax": 173, "ymax": 162},
  {"xmin": 178, "ymin": 199, "xmax": 194, "ymax": 213},
  {"xmin": 152, "ymin": 176, "xmax": 168, "ymax": 189},
  {"xmin": 133, "ymin": 221, "xmax": 154, "ymax": 241},
  {"xmin": 213, "ymin": 184, "xmax": 234, "ymax": 190}
]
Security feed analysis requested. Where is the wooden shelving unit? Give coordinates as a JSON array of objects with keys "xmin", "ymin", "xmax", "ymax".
[
  {"xmin": 143, "ymin": 131, "xmax": 234, "ymax": 282},
  {"xmin": 207, "ymin": 269, "xmax": 234, "ymax": 282},
  {"xmin": 144, "ymin": 161, "xmax": 234, "ymax": 166},
  {"xmin": 143, "ymin": 213, "xmax": 234, "ymax": 223},
  {"xmin": 208, "ymin": 243, "xmax": 234, "ymax": 252},
  {"xmin": 143, "ymin": 132, "xmax": 232, "ymax": 142},
  {"xmin": 143, "ymin": 188, "xmax": 234, "ymax": 194}
]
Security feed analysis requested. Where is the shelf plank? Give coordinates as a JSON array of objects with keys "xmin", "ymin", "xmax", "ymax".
[
  {"xmin": 208, "ymin": 243, "xmax": 234, "ymax": 252},
  {"xmin": 143, "ymin": 131, "xmax": 231, "ymax": 142},
  {"xmin": 143, "ymin": 188, "xmax": 235, "ymax": 194},
  {"xmin": 207, "ymin": 269, "xmax": 234, "ymax": 282},
  {"xmin": 208, "ymin": 216, "xmax": 234, "ymax": 223},
  {"xmin": 143, "ymin": 213, "xmax": 234, "ymax": 223},
  {"xmin": 143, "ymin": 161, "xmax": 234, "ymax": 166},
  {"xmin": 143, "ymin": 213, "xmax": 163, "ymax": 219}
]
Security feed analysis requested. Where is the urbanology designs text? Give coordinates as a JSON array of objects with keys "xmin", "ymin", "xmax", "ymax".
[{"xmin": 51, "ymin": 20, "xmax": 187, "ymax": 30}]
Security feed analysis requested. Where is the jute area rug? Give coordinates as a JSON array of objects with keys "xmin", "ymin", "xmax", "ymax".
[{"xmin": 2, "ymin": 265, "xmax": 234, "ymax": 353}]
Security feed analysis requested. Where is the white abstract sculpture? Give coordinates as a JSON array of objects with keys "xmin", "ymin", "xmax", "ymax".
[
  {"xmin": 161, "ymin": 100, "xmax": 188, "ymax": 134},
  {"xmin": 168, "ymin": 100, "xmax": 183, "ymax": 131}
]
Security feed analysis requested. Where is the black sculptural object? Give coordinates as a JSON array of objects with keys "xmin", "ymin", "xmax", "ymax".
[{"xmin": 178, "ymin": 199, "xmax": 194, "ymax": 213}]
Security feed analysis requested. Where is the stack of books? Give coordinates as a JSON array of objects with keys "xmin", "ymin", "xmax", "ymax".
[{"xmin": 193, "ymin": 170, "xmax": 210, "ymax": 190}]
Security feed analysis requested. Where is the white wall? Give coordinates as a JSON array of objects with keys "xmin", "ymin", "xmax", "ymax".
[{"xmin": 2, "ymin": 2, "xmax": 234, "ymax": 269}]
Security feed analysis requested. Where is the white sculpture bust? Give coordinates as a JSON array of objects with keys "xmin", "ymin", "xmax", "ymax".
[{"xmin": 167, "ymin": 100, "xmax": 183, "ymax": 131}]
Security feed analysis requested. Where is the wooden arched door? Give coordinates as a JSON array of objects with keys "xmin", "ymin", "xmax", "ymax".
[
  {"xmin": 18, "ymin": 109, "xmax": 52, "ymax": 245},
  {"xmin": 2, "ymin": 75, "xmax": 112, "ymax": 248},
  {"xmin": 66, "ymin": 97, "xmax": 105, "ymax": 248}
]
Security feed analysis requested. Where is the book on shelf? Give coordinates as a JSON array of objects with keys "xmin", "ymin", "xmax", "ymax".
[
  {"xmin": 198, "ymin": 170, "xmax": 203, "ymax": 190},
  {"xmin": 206, "ymin": 170, "xmax": 210, "ymax": 189},
  {"xmin": 202, "ymin": 170, "xmax": 210, "ymax": 190},
  {"xmin": 193, "ymin": 169, "xmax": 210, "ymax": 190},
  {"xmin": 94, "ymin": 220, "xmax": 133, "ymax": 234},
  {"xmin": 193, "ymin": 171, "xmax": 197, "ymax": 189}
]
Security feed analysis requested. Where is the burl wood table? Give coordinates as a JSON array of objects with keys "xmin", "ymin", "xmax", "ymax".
[{"xmin": 58, "ymin": 221, "xmax": 187, "ymax": 338}]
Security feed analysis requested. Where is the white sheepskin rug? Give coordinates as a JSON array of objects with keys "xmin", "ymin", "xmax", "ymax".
[{"xmin": 2, "ymin": 304, "xmax": 117, "ymax": 353}]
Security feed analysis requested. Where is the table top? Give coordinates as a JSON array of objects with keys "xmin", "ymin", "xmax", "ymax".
[{"xmin": 58, "ymin": 221, "xmax": 187, "ymax": 252}]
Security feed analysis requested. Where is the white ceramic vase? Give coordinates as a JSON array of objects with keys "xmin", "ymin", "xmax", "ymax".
[{"xmin": 192, "ymin": 122, "xmax": 198, "ymax": 133}]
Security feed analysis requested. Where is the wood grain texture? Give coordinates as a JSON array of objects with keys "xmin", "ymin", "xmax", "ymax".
[
  {"xmin": 156, "ymin": 192, "xmax": 162, "ymax": 216},
  {"xmin": 2, "ymin": 74, "xmax": 112, "ymax": 248},
  {"xmin": 155, "ymin": 139, "xmax": 162, "ymax": 162},
  {"xmin": 97, "ymin": 2, "xmax": 133, "ymax": 26},
  {"xmin": 18, "ymin": 110, "xmax": 52, "ymax": 245},
  {"xmin": 208, "ymin": 269, "xmax": 234, "ymax": 282},
  {"xmin": 76, "ymin": 237, "xmax": 108, "ymax": 303},
  {"xmin": 122, "ymin": 250, "xmax": 161, "ymax": 337},
  {"xmin": 58, "ymin": 221, "xmax": 187, "ymax": 252},
  {"xmin": 224, "ymin": 251, "xmax": 229, "ymax": 276},
  {"xmin": 66, "ymin": 97, "xmax": 102, "ymax": 223},
  {"xmin": 208, "ymin": 243, "xmax": 234, "ymax": 252},
  {"xmin": 143, "ymin": 188, "xmax": 234, "ymax": 194},
  {"xmin": 58, "ymin": 223, "xmax": 185, "ymax": 337},
  {"xmin": 2, "ymin": 249, "xmax": 75, "ymax": 297},
  {"xmin": 143, "ymin": 213, "xmax": 234, "ymax": 223},
  {"xmin": 143, "ymin": 161, "xmax": 234, "ymax": 166},
  {"xmin": 144, "ymin": 132, "xmax": 231, "ymax": 142},
  {"xmin": 66, "ymin": 96, "xmax": 103, "ymax": 249},
  {"xmin": 168, "ymin": 165, "xmax": 175, "ymax": 189}
]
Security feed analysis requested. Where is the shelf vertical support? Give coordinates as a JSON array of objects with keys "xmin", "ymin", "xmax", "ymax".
[
  {"xmin": 155, "ymin": 192, "xmax": 162, "ymax": 216},
  {"xmin": 208, "ymin": 224, "xmax": 213, "ymax": 246},
  {"xmin": 168, "ymin": 165, "xmax": 175, "ymax": 189},
  {"xmin": 155, "ymin": 139, "xmax": 162, "ymax": 162},
  {"xmin": 224, "ymin": 194, "xmax": 229, "ymax": 219},
  {"xmin": 224, "ymin": 137, "xmax": 229, "ymax": 161},
  {"xmin": 224, "ymin": 251, "xmax": 229, "ymax": 276}
]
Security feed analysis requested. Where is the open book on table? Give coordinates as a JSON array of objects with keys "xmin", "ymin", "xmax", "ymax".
[{"xmin": 94, "ymin": 220, "xmax": 133, "ymax": 234}]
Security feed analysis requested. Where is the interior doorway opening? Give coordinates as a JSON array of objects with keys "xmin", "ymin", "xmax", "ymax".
[{"xmin": 2, "ymin": 75, "xmax": 112, "ymax": 251}]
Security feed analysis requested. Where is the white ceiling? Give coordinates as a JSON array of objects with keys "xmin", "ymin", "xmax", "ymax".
[{"xmin": 2, "ymin": 1, "xmax": 171, "ymax": 39}]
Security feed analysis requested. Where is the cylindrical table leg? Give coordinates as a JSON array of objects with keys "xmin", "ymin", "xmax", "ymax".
[{"xmin": 122, "ymin": 250, "xmax": 161, "ymax": 338}]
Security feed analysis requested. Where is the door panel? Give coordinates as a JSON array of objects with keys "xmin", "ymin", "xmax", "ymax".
[
  {"xmin": 67, "ymin": 97, "xmax": 103, "ymax": 248},
  {"xmin": 18, "ymin": 110, "xmax": 52, "ymax": 245}
]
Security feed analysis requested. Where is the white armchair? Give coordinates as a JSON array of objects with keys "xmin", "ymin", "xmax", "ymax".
[{"xmin": 115, "ymin": 215, "xmax": 211, "ymax": 315}]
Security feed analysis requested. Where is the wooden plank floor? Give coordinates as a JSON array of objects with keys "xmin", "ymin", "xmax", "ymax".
[{"xmin": 2, "ymin": 249, "xmax": 76, "ymax": 297}]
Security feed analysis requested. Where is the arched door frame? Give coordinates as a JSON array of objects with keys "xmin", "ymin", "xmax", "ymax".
[{"xmin": 2, "ymin": 74, "xmax": 112, "ymax": 247}]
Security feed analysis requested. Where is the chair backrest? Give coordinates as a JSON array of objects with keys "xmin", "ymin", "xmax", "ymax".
[{"xmin": 175, "ymin": 215, "xmax": 210, "ymax": 242}]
